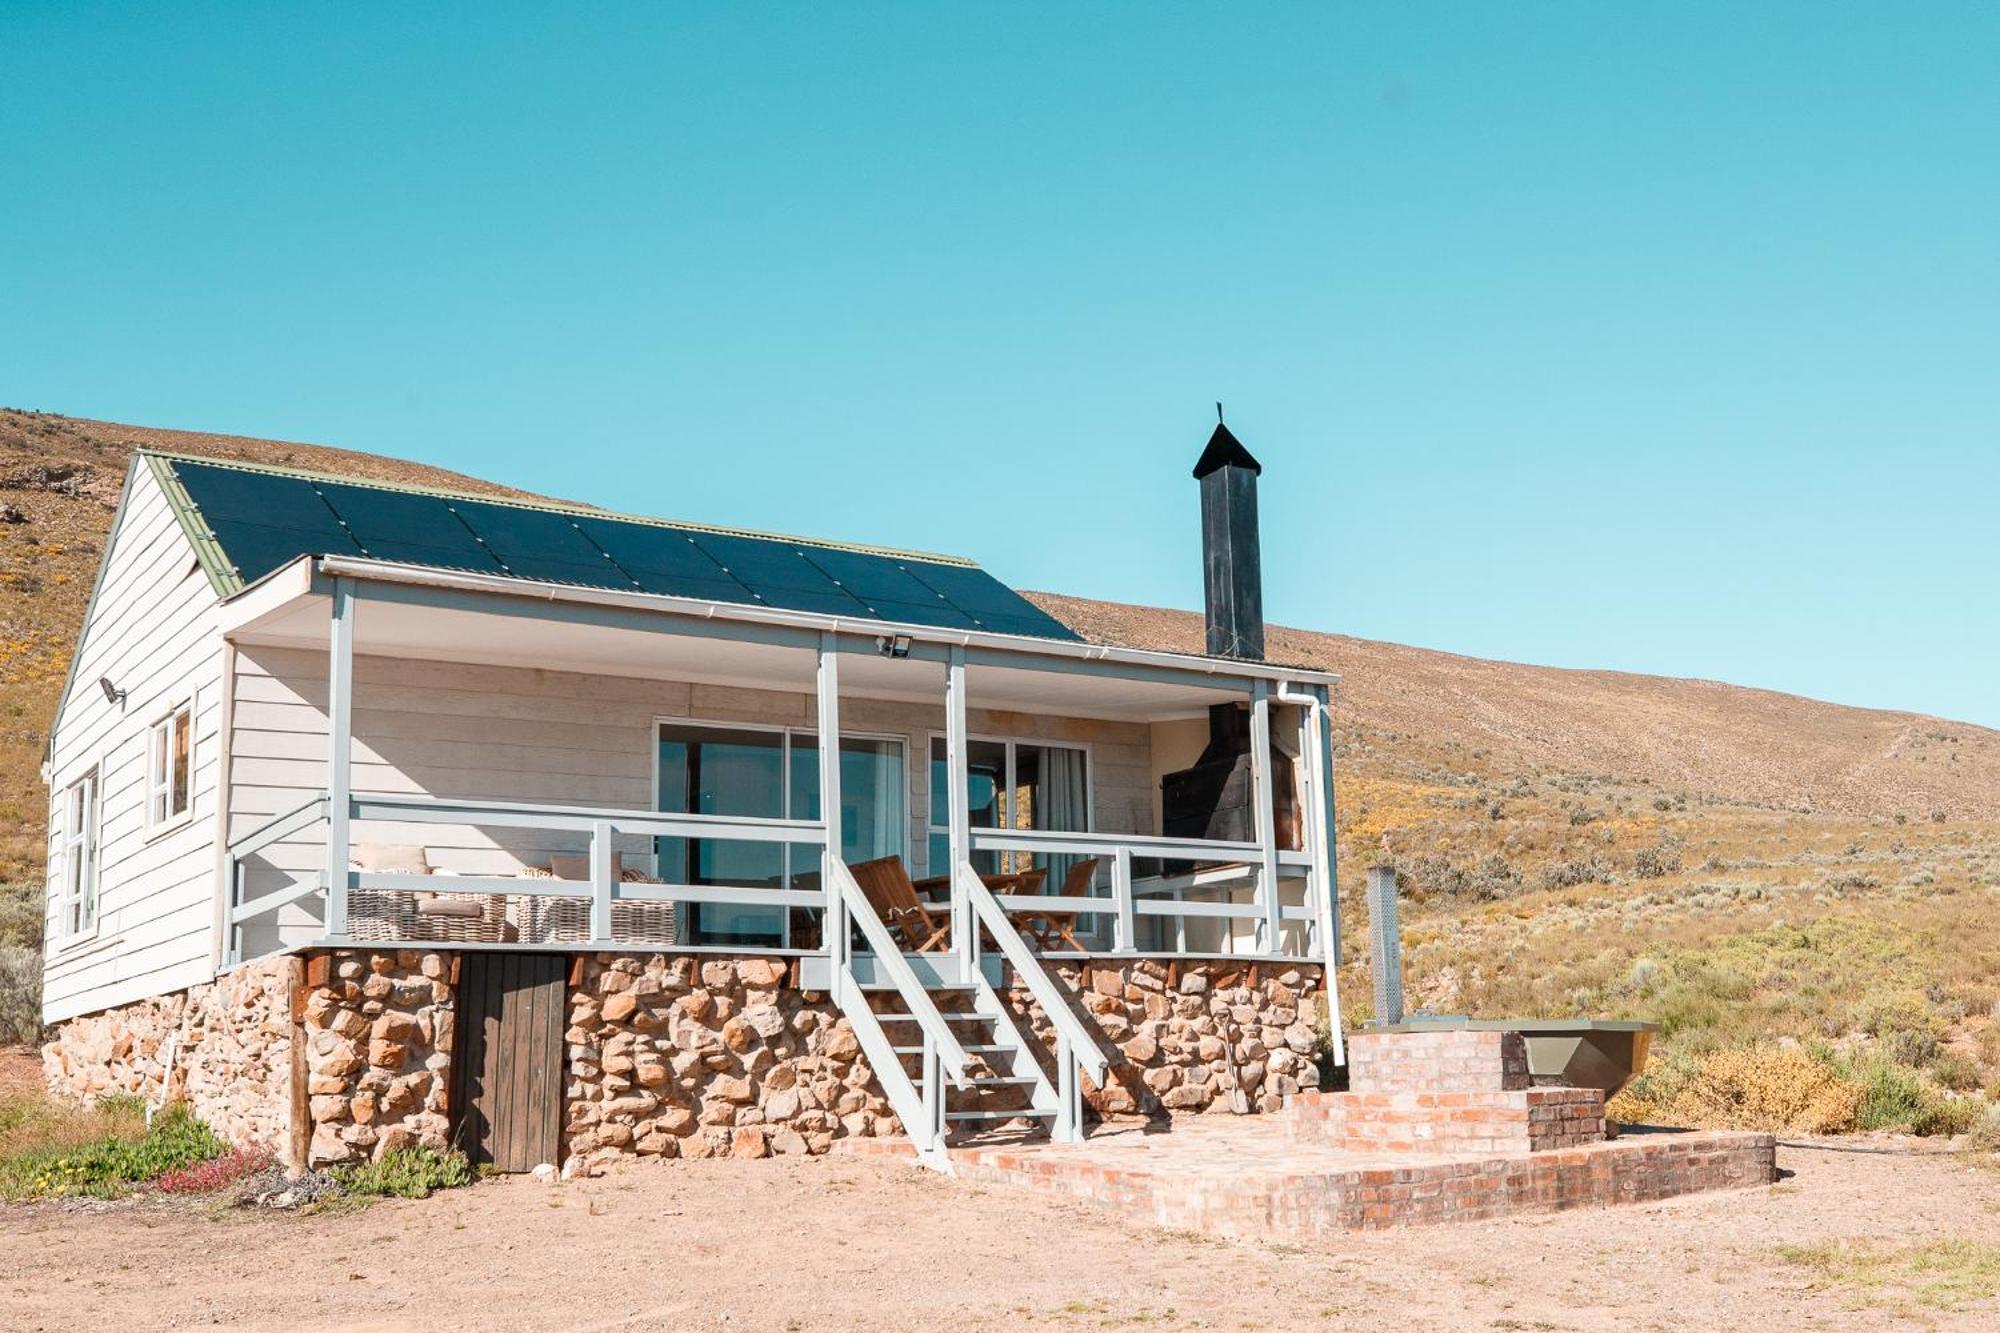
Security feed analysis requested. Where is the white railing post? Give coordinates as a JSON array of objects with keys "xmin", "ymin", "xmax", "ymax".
[
  {"xmin": 221, "ymin": 852, "xmax": 240, "ymax": 966},
  {"xmin": 1054, "ymin": 1034, "xmax": 1078, "ymax": 1143},
  {"xmin": 1249, "ymin": 678, "xmax": 1281, "ymax": 954},
  {"xmin": 922, "ymin": 1030, "xmax": 944, "ymax": 1145},
  {"xmin": 816, "ymin": 632, "xmax": 845, "ymax": 963},
  {"xmin": 590, "ymin": 819, "xmax": 615, "ymax": 944},
  {"xmin": 323, "ymin": 576, "xmax": 355, "ymax": 939},
  {"xmin": 945, "ymin": 646, "xmax": 973, "ymax": 967},
  {"xmin": 1112, "ymin": 845, "xmax": 1135, "ymax": 953}
]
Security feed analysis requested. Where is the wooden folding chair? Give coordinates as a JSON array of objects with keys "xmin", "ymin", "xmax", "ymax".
[
  {"xmin": 846, "ymin": 856, "xmax": 952, "ymax": 952},
  {"xmin": 1013, "ymin": 856, "xmax": 1099, "ymax": 952}
]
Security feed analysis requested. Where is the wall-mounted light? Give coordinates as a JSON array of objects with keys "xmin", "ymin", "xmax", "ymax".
[
  {"xmin": 876, "ymin": 634, "xmax": 913, "ymax": 659},
  {"xmin": 98, "ymin": 676, "xmax": 127, "ymax": 707}
]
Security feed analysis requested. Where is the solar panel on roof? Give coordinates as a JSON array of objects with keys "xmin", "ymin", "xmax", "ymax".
[
  {"xmin": 901, "ymin": 561, "xmax": 1075, "ymax": 637},
  {"xmin": 163, "ymin": 457, "xmax": 1080, "ymax": 642},
  {"xmin": 685, "ymin": 532, "xmax": 875, "ymax": 617},
  {"xmin": 802, "ymin": 546, "xmax": 951, "ymax": 608},
  {"xmin": 312, "ymin": 483, "xmax": 502, "ymax": 572},
  {"xmin": 204, "ymin": 518, "xmax": 364, "ymax": 584},
  {"xmin": 443, "ymin": 499, "xmax": 637, "ymax": 590},
  {"xmin": 569, "ymin": 518, "xmax": 759, "ymax": 603}
]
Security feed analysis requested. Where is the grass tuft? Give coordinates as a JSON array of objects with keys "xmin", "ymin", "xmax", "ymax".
[
  {"xmin": 331, "ymin": 1146, "xmax": 474, "ymax": 1199},
  {"xmin": 1777, "ymin": 1238, "xmax": 2000, "ymax": 1312}
]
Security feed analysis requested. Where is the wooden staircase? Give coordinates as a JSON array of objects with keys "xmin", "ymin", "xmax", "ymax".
[{"xmin": 828, "ymin": 858, "xmax": 1108, "ymax": 1170}]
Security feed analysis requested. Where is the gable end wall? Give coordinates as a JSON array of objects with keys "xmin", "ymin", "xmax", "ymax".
[{"xmin": 41, "ymin": 463, "xmax": 227, "ymax": 1023}]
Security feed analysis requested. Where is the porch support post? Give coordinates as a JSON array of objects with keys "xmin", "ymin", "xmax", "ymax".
[
  {"xmin": 1249, "ymin": 677, "xmax": 1281, "ymax": 953},
  {"xmin": 945, "ymin": 646, "xmax": 973, "ymax": 969},
  {"xmin": 323, "ymin": 576, "xmax": 355, "ymax": 939},
  {"xmin": 816, "ymin": 632, "xmax": 845, "ymax": 963},
  {"xmin": 1310, "ymin": 683, "xmax": 1346, "ymax": 1065},
  {"xmin": 1304, "ymin": 684, "xmax": 1340, "ymax": 966}
]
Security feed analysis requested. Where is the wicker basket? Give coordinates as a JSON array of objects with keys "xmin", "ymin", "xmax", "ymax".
[
  {"xmin": 521, "ymin": 868, "xmax": 676, "ymax": 946},
  {"xmin": 346, "ymin": 889, "xmax": 518, "ymax": 945}
]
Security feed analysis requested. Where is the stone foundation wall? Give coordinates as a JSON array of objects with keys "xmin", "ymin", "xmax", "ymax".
[
  {"xmin": 299, "ymin": 950, "xmax": 456, "ymax": 1166},
  {"xmin": 1001, "ymin": 959, "xmax": 1325, "ymax": 1118},
  {"xmin": 42, "ymin": 956, "xmax": 298, "ymax": 1157},
  {"xmin": 566, "ymin": 954, "xmax": 896, "ymax": 1166},
  {"xmin": 46, "ymin": 950, "xmax": 1338, "ymax": 1178}
]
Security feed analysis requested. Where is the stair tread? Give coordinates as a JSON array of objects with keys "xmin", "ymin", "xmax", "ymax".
[
  {"xmin": 891, "ymin": 1043, "xmax": 1014, "ymax": 1055},
  {"xmin": 875, "ymin": 1011, "xmax": 997, "ymax": 1023},
  {"xmin": 961, "ymin": 1076, "xmax": 1041, "ymax": 1087},
  {"xmin": 945, "ymin": 1108, "xmax": 1057, "ymax": 1121}
]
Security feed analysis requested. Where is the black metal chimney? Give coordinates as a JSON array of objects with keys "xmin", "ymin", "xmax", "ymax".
[{"xmin": 1193, "ymin": 416, "xmax": 1264, "ymax": 661}]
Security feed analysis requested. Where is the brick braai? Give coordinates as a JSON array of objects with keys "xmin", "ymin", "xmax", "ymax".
[{"xmin": 1287, "ymin": 1029, "xmax": 1608, "ymax": 1155}]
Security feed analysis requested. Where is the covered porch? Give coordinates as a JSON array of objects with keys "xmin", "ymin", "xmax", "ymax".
[
  {"xmin": 215, "ymin": 554, "xmax": 1342, "ymax": 1162},
  {"xmin": 218, "ymin": 554, "xmax": 1341, "ymax": 975}
]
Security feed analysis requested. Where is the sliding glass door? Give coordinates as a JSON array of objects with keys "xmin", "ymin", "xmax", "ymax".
[
  {"xmin": 657, "ymin": 722, "xmax": 906, "ymax": 947},
  {"xmin": 927, "ymin": 737, "xmax": 1092, "ymax": 883}
]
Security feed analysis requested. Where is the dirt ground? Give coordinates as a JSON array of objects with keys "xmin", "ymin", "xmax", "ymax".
[{"xmin": 1, "ymin": 1138, "xmax": 1994, "ymax": 1332}]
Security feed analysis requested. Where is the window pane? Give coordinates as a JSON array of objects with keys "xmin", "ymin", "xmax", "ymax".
[
  {"xmin": 1016, "ymin": 744, "xmax": 1089, "ymax": 832},
  {"xmin": 170, "ymin": 708, "xmax": 191, "ymax": 816},
  {"xmin": 928, "ymin": 737, "xmax": 1005, "ymax": 829},
  {"xmin": 657, "ymin": 724, "xmax": 786, "ymax": 946}
]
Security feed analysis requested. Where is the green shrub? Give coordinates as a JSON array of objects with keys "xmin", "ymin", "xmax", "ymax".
[
  {"xmin": 0, "ymin": 941, "xmax": 40, "ymax": 1045},
  {"xmin": 1930, "ymin": 1051, "xmax": 1984, "ymax": 1093},
  {"xmin": 1632, "ymin": 845, "xmax": 1682, "ymax": 879},
  {"xmin": 1640, "ymin": 1045, "xmax": 1864, "ymax": 1134},
  {"xmin": 1844, "ymin": 1059, "xmax": 1976, "ymax": 1136},
  {"xmin": 0, "ymin": 1103, "xmax": 223, "ymax": 1199},
  {"xmin": 332, "ymin": 1146, "xmax": 474, "ymax": 1199}
]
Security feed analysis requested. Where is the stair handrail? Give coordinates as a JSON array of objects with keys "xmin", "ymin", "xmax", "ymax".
[
  {"xmin": 959, "ymin": 863, "xmax": 1110, "ymax": 1086},
  {"xmin": 831, "ymin": 858, "xmax": 972, "ymax": 1087}
]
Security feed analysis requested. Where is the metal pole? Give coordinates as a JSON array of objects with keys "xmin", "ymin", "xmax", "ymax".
[{"xmin": 1366, "ymin": 865, "xmax": 1404, "ymax": 1027}]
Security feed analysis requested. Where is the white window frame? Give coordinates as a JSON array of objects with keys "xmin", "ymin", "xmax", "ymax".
[
  {"xmin": 146, "ymin": 698, "xmax": 195, "ymax": 833},
  {"xmin": 924, "ymin": 731, "xmax": 1095, "ymax": 876},
  {"xmin": 650, "ymin": 716, "xmax": 911, "ymax": 946},
  {"xmin": 55, "ymin": 767, "xmax": 101, "ymax": 943}
]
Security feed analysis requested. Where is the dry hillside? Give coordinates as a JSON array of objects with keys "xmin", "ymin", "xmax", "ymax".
[
  {"xmin": 1028, "ymin": 592, "xmax": 2000, "ymax": 824},
  {"xmin": 4, "ymin": 408, "xmax": 1999, "ymax": 1138}
]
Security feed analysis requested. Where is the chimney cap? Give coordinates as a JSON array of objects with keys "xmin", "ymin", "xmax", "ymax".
[{"xmin": 1192, "ymin": 422, "xmax": 1262, "ymax": 479}]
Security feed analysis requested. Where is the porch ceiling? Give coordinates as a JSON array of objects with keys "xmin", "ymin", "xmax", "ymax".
[{"xmin": 229, "ymin": 583, "xmax": 1248, "ymax": 722}]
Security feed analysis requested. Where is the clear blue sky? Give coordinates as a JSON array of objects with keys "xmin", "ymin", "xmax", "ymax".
[{"xmin": 4, "ymin": 4, "xmax": 1995, "ymax": 727}]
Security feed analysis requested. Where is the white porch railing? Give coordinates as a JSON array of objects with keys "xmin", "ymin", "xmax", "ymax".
[
  {"xmin": 967, "ymin": 826, "xmax": 1323, "ymax": 961},
  {"xmin": 224, "ymin": 791, "xmax": 833, "ymax": 962},
  {"xmin": 226, "ymin": 793, "xmax": 1331, "ymax": 965}
]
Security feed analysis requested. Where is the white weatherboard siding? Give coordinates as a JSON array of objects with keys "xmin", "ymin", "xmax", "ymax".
[
  {"xmin": 228, "ymin": 645, "xmax": 1156, "ymax": 954},
  {"xmin": 42, "ymin": 465, "xmax": 226, "ymax": 1023}
]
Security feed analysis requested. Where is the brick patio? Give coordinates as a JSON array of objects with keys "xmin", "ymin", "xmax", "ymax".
[
  {"xmin": 843, "ymin": 1115, "xmax": 1777, "ymax": 1239},
  {"xmin": 843, "ymin": 1026, "xmax": 1776, "ymax": 1237}
]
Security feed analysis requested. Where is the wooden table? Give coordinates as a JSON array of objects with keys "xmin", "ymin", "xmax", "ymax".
[{"xmin": 911, "ymin": 870, "xmax": 1043, "ymax": 902}]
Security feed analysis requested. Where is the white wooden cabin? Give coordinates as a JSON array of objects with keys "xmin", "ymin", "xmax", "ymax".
[{"xmin": 42, "ymin": 437, "xmax": 1342, "ymax": 1168}]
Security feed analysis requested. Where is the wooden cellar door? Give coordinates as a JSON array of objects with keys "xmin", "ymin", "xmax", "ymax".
[{"xmin": 450, "ymin": 952, "xmax": 567, "ymax": 1172}]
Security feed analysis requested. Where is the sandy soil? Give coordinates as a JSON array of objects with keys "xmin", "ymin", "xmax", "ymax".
[{"xmin": 2, "ymin": 1139, "xmax": 1994, "ymax": 1332}]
